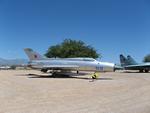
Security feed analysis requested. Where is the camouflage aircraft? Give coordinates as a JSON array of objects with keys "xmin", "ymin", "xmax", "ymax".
[{"xmin": 120, "ymin": 54, "xmax": 150, "ymax": 72}]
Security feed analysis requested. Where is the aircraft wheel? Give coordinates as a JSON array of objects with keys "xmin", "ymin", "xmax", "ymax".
[
  {"xmin": 145, "ymin": 69, "xmax": 149, "ymax": 73},
  {"xmin": 139, "ymin": 70, "xmax": 144, "ymax": 73}
]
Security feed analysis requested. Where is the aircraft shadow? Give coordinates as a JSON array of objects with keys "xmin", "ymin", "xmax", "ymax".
[{"xmin": 19, "ymin": 73, "xmax": 113, "ymax": 81}]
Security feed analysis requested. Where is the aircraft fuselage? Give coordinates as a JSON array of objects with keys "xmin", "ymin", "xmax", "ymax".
[{"xmin": 29, "ymin": 59, "xmax": 115, "ymax": 72}]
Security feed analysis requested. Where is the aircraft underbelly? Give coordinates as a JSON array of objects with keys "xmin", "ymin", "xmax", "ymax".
[{"xmin": 125, "ymin": 66, "xmax": 150, "ymax": 70}]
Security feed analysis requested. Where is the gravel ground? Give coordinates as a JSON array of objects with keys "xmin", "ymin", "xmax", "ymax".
[{"xmin": 0, "ymin": 70, "xmax": 150, "ymax": 113}]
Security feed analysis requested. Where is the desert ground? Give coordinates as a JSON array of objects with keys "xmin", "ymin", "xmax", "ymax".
[{"xmin": 0, "ymin": 70, "xmax": 150, "ymax": 113}]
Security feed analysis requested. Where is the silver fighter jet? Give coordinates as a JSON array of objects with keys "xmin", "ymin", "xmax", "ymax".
[{"xmin": 24, "ymin": 48, "xmax": 116, "ymax": 73}]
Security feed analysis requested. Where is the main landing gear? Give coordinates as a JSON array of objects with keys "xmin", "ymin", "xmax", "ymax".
[{"xmin": 139, "ymin": 69, "xmax": 149, "ymax": 73}]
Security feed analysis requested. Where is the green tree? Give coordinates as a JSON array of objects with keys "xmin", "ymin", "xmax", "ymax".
[
  {"xmin": 143, "ymin": 54, "xmax": 150, "ymax": 62},
  {"xmin": 45, "ymin": 39, "xmax": 100, "ymax": 59}
]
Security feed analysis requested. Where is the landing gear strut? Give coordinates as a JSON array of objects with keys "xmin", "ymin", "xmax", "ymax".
[
  {"xmin": 41, "ymin": 69, "xmax": 48, "ymax": 73},
  {"xmin": 145, "ymin": 69, "xmax": 149, "ymax": 73}
]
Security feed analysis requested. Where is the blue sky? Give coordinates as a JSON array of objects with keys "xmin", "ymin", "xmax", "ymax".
[{"xmin": 0, "ymin": 0, "xmax": 150, "ymax": 63}]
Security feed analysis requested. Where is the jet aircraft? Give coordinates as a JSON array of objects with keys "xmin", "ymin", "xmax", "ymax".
[
  {"xmin": 24, "ymin": 48, "xmax": 117, "ymax": 74},
  {"xmin": 120, "ymin": 54, "xmax": 150, "ymax": 72}
]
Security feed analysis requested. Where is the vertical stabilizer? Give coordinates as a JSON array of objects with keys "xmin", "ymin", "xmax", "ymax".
[
  {"xmin": 120, "ymin": 54, "xmax": 128, "ymax": 66},
  {"xmin": 24, "ymin": 48, "xmax": 45, "ymax": 61},
  {"xmin": 127, "ymin": 55, "xmax": 138, "ymax": 65}
]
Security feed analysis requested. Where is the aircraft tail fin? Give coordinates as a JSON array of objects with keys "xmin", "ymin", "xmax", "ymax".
[
  {"xmin": 120, "ymin": 54, "xmax": 129, "ymax": 66},
  {"xmin": 127, "ymin": 55, "xmax": 138, "ymax": 65},
  {"xmin": 24, "ymin": 48, "xmax": 45, "ymax": 61}
]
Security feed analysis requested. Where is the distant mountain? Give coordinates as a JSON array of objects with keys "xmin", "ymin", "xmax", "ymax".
[{"xmin": 0, "ymin": 58, "xmax": 28, "ymax": 66}]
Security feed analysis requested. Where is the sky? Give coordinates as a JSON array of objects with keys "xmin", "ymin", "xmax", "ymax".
[{"xmin": 0, "ymin": 0, "xmax": 150, "ymax": 63}]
